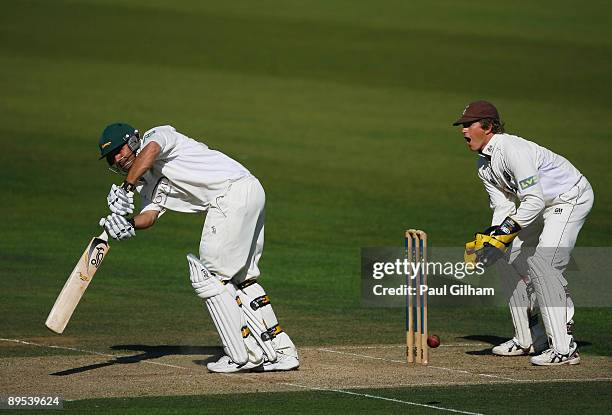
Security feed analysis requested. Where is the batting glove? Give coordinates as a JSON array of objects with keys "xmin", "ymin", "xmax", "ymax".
[
  {"xmin": 100, "ymin": 214, "xmax": 135, "ymax": 241},
  {"xmin": 107, "ymin": 182, "xmax": 135, "ymax": 216}
]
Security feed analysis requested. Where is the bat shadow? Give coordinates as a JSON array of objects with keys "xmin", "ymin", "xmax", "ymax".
[{"xmin": 50, "ymin": 344, "xmax": 222, "ymax": 376}]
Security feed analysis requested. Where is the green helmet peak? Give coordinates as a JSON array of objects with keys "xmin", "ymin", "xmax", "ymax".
[{"xmin": 98, "ymin": 123, "xmax": 139, "ymax": 160}]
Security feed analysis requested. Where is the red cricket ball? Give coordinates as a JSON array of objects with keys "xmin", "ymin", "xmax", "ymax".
[{"xmin": 427, "ymin": 334, "xmax": 440, "ymax": 348}]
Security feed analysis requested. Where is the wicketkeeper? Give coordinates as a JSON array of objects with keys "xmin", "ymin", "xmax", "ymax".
[
  {"xmin": 457, "ymin": 101, "xmax": 593, "ymax": 365},
  {"xmin": 97, "ymin": 123, "xmax": 299, "ymax": 373}
]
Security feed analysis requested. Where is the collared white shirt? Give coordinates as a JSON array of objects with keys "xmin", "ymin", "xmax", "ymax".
[
  {"xmin": 135, "ymin": 125, "xmax": 251, "ymax": 214},
  {"xmin": 477, "ymin": 133, "xmax": 583, "ymax": 227}
]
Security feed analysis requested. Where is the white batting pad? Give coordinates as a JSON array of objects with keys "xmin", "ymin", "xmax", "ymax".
[
  {"xmin": 528, "ymin": 255, "xmax": 572, "ymax": 354},
  {"xmin": 240, "ymin": 282, "xmax": 298, "ymax": 359},
  {"xmin": 506, "ymin": 277, "xmax": 534, "ymax": 348},
  {"xmin": 237, "ymin": 283, "xmax": 277, "ymax": 362},
  {"xmin": 497, "ymin": 260, "xmax": 544, "ymax": 349},
  {"xmin": 187, "ymin": 254, "xmax": 249, "ymax": 365}
]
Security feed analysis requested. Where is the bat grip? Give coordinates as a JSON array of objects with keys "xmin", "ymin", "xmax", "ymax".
[{"xmin": 98, "ymin": 230, "xmax": 110, "ymax": 241}]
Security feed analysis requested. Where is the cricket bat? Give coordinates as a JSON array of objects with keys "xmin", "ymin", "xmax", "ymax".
[{"xmin": 45, "ymin": 230, "xmax": 110, "ymax": 334}]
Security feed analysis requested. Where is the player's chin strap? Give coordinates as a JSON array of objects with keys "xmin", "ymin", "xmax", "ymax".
[{"xmin": 108, "ymin": 132, "xmax": 141, "ymax": 175}]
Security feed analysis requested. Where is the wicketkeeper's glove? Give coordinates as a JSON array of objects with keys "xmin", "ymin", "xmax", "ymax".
[{"xmin": 464, "ymin": 217, "xmax": 521, "ymax": 267}]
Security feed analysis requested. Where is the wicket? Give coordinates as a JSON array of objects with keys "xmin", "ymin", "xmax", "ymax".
[{"xmin": 405, "ymin": 229, "xmax": 428, "ymax": 365}]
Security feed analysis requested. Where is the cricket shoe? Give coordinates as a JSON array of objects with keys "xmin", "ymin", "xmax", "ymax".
[
  {"xmin": 254, "ymin": 352, "xmax": 300, "ymax": 372},
  {"xmin": 492, "ymin": 336, "xmax": 549, "ymax": 356},
  {"xmin": 492, "ymin": 338, "xmax": 533, "ymax": 356},
  {"xmin": 206, "ymin": 355, "xmax": 262, "ymax": 373},
  {"xmin": 530, "ymin": 342, "xmax": 580, "ymax": 366}
]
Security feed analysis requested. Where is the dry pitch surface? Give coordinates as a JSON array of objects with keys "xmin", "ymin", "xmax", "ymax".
[{"xmin": 2, "ymin": 338, "xmax": 611, "ymax": 401}]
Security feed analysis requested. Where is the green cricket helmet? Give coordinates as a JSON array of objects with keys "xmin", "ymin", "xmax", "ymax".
[{"xmin": 98, "ymin": 122, "xmax": 140, "ymax": 165}]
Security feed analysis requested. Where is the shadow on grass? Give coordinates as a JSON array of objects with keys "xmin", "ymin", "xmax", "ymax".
[{"xmin": 50, "ymin": 344, "xmax": 221, "ymax": 376}]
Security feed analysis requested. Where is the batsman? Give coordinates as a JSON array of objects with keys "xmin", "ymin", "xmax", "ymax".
[
  {"xmin": 457, "ymin": 101, "xmax": 593, "ymax": 366},
  {"xmin": 97, "ymin": 123, "xmax": 299, "ymax": 373}
]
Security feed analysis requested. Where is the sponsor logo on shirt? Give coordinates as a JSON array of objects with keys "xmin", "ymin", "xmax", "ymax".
[
  {"xmin": 144, "ymin": 130, "xmax": 156, "ymax": 140},
  {"xmin": 519, "ymin": 175, "xmax": 539, "ymax": 190},
  {"xmin": 554, "ymin": 207, "xmax": 563, "ymax": 214},
  {"xmin": 152, "ymin": 176, "xmax": 171, "ymax": 205}
]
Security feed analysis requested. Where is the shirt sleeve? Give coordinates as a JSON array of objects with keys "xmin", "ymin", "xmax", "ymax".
[
  {"xmin": 504, "ymin": 143, "xmax": 545, "ymax": 227},
  {"xmin": 136, "ymin": 174, "xmax": 167, "ymax": 217},
  {"xmin": 478, "ymin": 167, "xmax": 517, "ymax": 226},
  {"xmin": 140, "ymin": 194, "xmax": 166, "ymax": 217},
  {"xmin": 141, "ymin": 127, "xmax": 177, "ymax": 160}
]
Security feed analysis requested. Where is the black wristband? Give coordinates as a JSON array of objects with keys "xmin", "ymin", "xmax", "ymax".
[
  {"xmin": 121, "ymin": 181, "xmax": 136, "ymax": 192},
  {"xmin": 498, "ymin": 217, "xmax": 521, "ymax": 235},
  {"xmin": 128, "ymin": 218, "xmax": 135, "ymax": 227}
]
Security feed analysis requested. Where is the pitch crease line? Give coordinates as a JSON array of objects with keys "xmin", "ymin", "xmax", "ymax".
[
  {"xmin": 317, "ymin": 347, "xmax": 406, "ymax": 363},
  {"xmin": 282, "ymin": 382, "xmax": 484, "ymax": 415},
  {"xmin": 312, "ymin": 343, "xmax": 487, "ymax": 350},
  {"xmin": 518, "ymin": 377, "xmax": 612, "ymax": 383},
  {"xmin": 317, "ymin": 346, "xmax": 522, "ymax": 382}
]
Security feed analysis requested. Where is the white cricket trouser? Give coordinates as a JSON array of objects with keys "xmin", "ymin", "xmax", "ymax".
[
  {"xmin": 199, "ymin": 175, "xmax": 265, "ymax": 283},
  {"xmin": 196, "ymin": 176, "xmax": 298, "ymax": 362},
  {"xmin": 508, "ymin": 176, "xmax": 594, "ymax": 353}
]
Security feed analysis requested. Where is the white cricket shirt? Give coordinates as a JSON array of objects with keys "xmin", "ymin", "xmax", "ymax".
[
  {"xmin": 477, "ymin": 133, "xmax": 583, "ymax": 227},
  {"xmin": 135, "ymin": 125, "xmax": 251, "ymax": 213}
]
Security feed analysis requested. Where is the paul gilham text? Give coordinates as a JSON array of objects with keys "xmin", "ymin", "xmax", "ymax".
[{"xmin": 373, "ymin": 284, "xmax": 495, "ymax": 296}]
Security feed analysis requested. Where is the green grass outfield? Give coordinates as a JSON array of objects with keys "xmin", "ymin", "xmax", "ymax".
[{"xmin": 1, "ymin": 0, "xmax": 611, "ymax": 413}]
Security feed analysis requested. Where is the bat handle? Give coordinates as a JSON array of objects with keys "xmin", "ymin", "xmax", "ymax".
[{"xmin": 98, "ymin": 230, "xmax": 109, "ymax": 241}]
